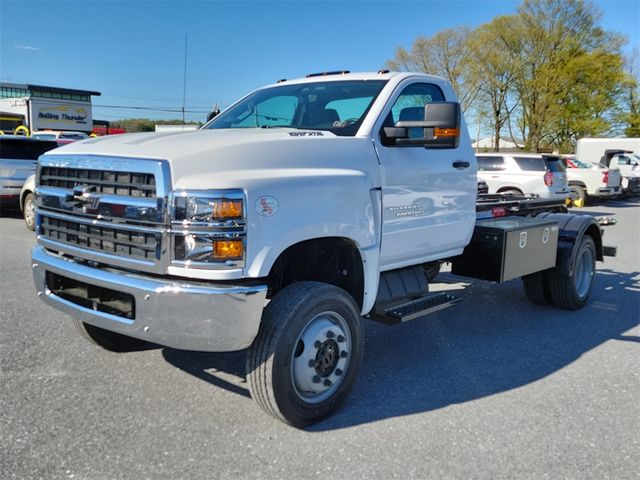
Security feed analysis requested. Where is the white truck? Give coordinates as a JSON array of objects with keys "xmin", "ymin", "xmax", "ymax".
[
  {"xmin": 563, "ymin": 157, "xmax": 622, "ymax": 207},
  {"xmin": 575, "ymin": 137, "xmax": 640, "ymax": 196},
  {"xmin": 32, "ymin": 71, "xmax": 613, "ymax": 427}
]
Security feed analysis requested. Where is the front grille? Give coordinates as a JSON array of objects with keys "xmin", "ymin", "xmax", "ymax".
[
  {"xmin": 40, "ymin": 167, "xmax": 156, "ymax": 197},
  {"xmin": 40, "ymin": 215, "xmax": 159, "ymax": 261}
]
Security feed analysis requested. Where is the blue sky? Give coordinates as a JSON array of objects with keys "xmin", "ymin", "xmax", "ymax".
[{"xmin": 1, "ymin": 0, "xmax": 638, "ymax": 123}]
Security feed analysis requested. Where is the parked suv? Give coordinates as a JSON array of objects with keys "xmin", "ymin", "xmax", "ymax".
[
  {"xmin": 476, "ymin": 153, "xmax": 570, "ymax": 200},
  {"xmin": 30, "ymin": 131, "xmax": 89, "ymax": 145},
  {"xmin": 0, "ymin": 136, "xmax": 58, "ymax": 208}
]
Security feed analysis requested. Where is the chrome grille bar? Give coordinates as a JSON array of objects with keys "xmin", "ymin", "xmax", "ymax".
[{"xmin": 40, "ymin": 167, "xmax": 156, "ymax": 197}]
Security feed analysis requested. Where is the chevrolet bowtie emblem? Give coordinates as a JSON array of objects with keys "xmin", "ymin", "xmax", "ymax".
[{"xmin": 73, "ymin": 185, "xmax": 101, "ymax": 209}]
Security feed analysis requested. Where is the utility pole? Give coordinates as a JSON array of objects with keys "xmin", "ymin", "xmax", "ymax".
[{"xmin": 182, "ymin": 34, "xmax": 188, "ymax": 126}]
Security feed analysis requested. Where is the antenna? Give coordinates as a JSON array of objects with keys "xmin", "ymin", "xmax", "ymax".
[{"xmin": 182, "ymin": 34, "xmax": 188, "ymax": 125}]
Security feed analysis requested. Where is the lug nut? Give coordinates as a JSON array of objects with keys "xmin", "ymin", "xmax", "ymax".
[
  {"xmin": 335, "ymin": 369, "xmax": 343, "ymax": 376},
  {"xmin": 323, "ymin": 379, "xmax": 332, "ymax": 387},
  {"xmin": 308, "ymin": 359, "xmax": 316, "ymax": 368},
  {"xmin": 326, "ymin": 331, "xmax": 335, "ymax": 339},
  {"xmin": 314, "ymin": 341, "xmax": 322, "ymax": 348},
  {"xmin": 337, "ymin": 335, "xmax": 345, "ymax": 343},
  {"xmin": 313, "ymin": 376, "xmax": 321, "ymax": 384},
  {"xmin": 340, "ymin": 351, "xmax": 348, "ymax": 358}
]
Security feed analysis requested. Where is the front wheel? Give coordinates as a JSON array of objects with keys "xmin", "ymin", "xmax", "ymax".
[
  {"xmin": 23, "ymin": 192, "xmax": 36, "ymax": 231},
  {"xmin": 246, "ymin": 282, "xmax": 364, "ymax": 427}
]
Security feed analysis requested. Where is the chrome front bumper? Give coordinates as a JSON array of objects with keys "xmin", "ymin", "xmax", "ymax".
[{"xmin": 32, "ymin": 245, "xmax": 268, "ymax": 352}]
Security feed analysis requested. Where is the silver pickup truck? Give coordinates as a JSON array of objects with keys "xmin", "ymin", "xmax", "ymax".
[{"xmin": 0, "ymin": 136, "xmax": 58, "ymax": 209}]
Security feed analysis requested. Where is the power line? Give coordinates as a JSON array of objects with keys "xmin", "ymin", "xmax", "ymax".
[
  {"xmin": 101, "ymin": 90, "xmax": 221, "ymax": 104},
  {"xmin": 93, "ymin": 104, "xmax": 212, "ymax": 113}
]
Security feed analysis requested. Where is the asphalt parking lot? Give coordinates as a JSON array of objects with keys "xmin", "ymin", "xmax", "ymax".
[{"xmin": 1, "ymin": 200, "xmax": 638, "ymax": 480}]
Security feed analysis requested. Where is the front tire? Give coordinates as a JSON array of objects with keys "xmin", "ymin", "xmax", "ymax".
[{"xmin": 246, "ymin": 282, "xmax": 364, "ymax": 427}]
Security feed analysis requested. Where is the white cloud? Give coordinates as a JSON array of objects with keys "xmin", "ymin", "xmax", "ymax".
[{"xmin": 14, "ymin": 44, "xmax": 40, "ymax": 51}]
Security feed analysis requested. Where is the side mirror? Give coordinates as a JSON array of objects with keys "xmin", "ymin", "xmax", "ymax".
[{"xmin": 384, "ymin": 102, "xmax": 461, "ymax": 148}]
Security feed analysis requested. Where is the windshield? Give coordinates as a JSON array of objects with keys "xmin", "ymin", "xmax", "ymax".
[
  {"xmin": 204, "ymin": 80, "xmax": 387, "ymax": 136},
  {"xmin": 615, "ymin": 153, "xmax": 640, "ymax": 165},
  {"xmin": 59, "ymin": 133, "xmax": 87, "ymax": 140},
  {"xmin": 569, "ymin": 159, "xmax": 594, "ymax": 169},
  {"xmin": 31, "ymin": 133, "xmax": 56, "ymax": 140}
]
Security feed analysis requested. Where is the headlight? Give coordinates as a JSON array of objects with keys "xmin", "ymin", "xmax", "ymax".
[
  {"xmin": 174, "ymin": 193, "xmax": 243, "ymax": 223},
  {"xmin": 172, "ymin": 190, "xmax": 246, "ymax": 266}
]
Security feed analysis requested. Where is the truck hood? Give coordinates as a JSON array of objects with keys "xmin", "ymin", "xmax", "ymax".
[{"xmin": 45, "ymin": 129, "xmax": 376, "ymax": 189}]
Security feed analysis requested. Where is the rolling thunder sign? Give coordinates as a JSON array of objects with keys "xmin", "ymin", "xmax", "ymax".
[{"xmin": 30, "ymin": 100, "xmax": 92, "ymax": 131}]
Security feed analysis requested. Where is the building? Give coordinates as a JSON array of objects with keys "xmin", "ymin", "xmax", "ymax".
[
  {"xmin": 0, "ymin": 82, "xmax": 101, "ymax": 135},
  {"xmin": 472, "ymin": 136, "xmax": 524, "ymax": 152},
  {"xmin": 155, "ymin": 124, "xmax": 199, "ymax": 133}
]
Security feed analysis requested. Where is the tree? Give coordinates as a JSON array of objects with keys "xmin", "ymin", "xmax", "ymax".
[
  {"xmin": 493, "ymin": 0, "xmax": 626, "ymax": 151},
  {"xmin": 386, "ymin": 27, "xmax": 479, "ymax": 113},
  {"xmin": 620, "ymin": 48, "xmax": 640, "ymax": 137},
  {"xmin": 468, "ymin": 16, "xmax": 519, "ymax": 151}
]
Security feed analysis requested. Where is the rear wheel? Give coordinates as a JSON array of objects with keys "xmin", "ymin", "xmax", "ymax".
[
  {"xmin": 548, "ymin": 235, "xmax": 596, "ymax": 310},
  {"xmin": 246, "ymin": 282, "xmax": 364, "ymax": 427},
  {"xmin": 72, "ymin": 318, "xmax": 153, "ymax": 352},
  {"xmin": 23, "ymin": 192, "xmax": 36, "ymax": 231},
  {"xmin": 569, "ymin": 185, "xmax": 587, "ymax": 208},
  {"xmin": 522, "ymin": 270, "xmax": 552, "ymax": 305},
  {"xmin": 500, "ymin": 189, "xmax": 523, "ymax": 196}
]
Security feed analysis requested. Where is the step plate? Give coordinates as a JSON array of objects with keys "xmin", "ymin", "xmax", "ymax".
[{"xmin": 384, "ymin": 293, "xmax": 461, "ymax": 323}]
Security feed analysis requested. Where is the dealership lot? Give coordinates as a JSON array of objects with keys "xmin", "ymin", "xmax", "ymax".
[{"xmin": 1, "ymin": 200, "xmax": 638, "ymax": 480}]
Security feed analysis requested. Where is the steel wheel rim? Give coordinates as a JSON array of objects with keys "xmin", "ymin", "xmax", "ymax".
[
  {"xmin": 291, "ymin": 311, "xmax": 351, "ymax": 404},
  {"xmin": 575, "ymin": 246, "xmax": 594, "ymax": 298},
  {"xmin": 25, "ymin": 197, "xmax": 35, "ymax": 228}
]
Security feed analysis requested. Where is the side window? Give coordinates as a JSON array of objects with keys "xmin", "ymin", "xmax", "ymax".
[
  {"xmin": 513, "ymin": 156, "xmax": 546, "ymax": 171},
  {"xmin": 477, "ymin": 156, "xmax": 505, "ymax": 171},
  {"xmin": 386, "ymin": 83, "xmax": 445, "ymax": 140}
]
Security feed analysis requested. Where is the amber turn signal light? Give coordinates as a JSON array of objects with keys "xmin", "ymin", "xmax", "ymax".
[
  {"xmin": 213, "ymin": 239, "xmax": 243, "ymax": 260},
  {"xmin": 434, "ymin": 128, "xmax": 459, "ymax": 137},
  {"xmin": 211, "ymin": 199, "xmax": 243, "ymax": 219}
]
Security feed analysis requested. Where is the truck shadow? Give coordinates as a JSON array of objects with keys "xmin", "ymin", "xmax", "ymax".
[
  {"xmin": 162, "ymin": 268, "xmax": 639, "ymax": 431},
  {"xmin": 0, "ymin": 205, "xmax": 23, "ymax": 219}
]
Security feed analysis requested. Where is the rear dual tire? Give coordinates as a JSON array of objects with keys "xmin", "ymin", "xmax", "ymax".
[{"xmin": 522, "ymin": 235, "xmax": 596, "ymax": 310}]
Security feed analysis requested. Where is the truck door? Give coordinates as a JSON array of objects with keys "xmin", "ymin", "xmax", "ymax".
[{"xmin": 373, "ymin": 81, "xmax": 477, "ymax": 270}]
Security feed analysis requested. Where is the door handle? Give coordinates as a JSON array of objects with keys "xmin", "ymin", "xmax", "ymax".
[{"xmin": 452, "ymin": 161, "xmax": 470, "ymax": 169}]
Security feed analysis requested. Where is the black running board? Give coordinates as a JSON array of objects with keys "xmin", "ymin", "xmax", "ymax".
[{"xmin": 371, "ymin": 292, "xmax": 461, "ymax": 325}]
